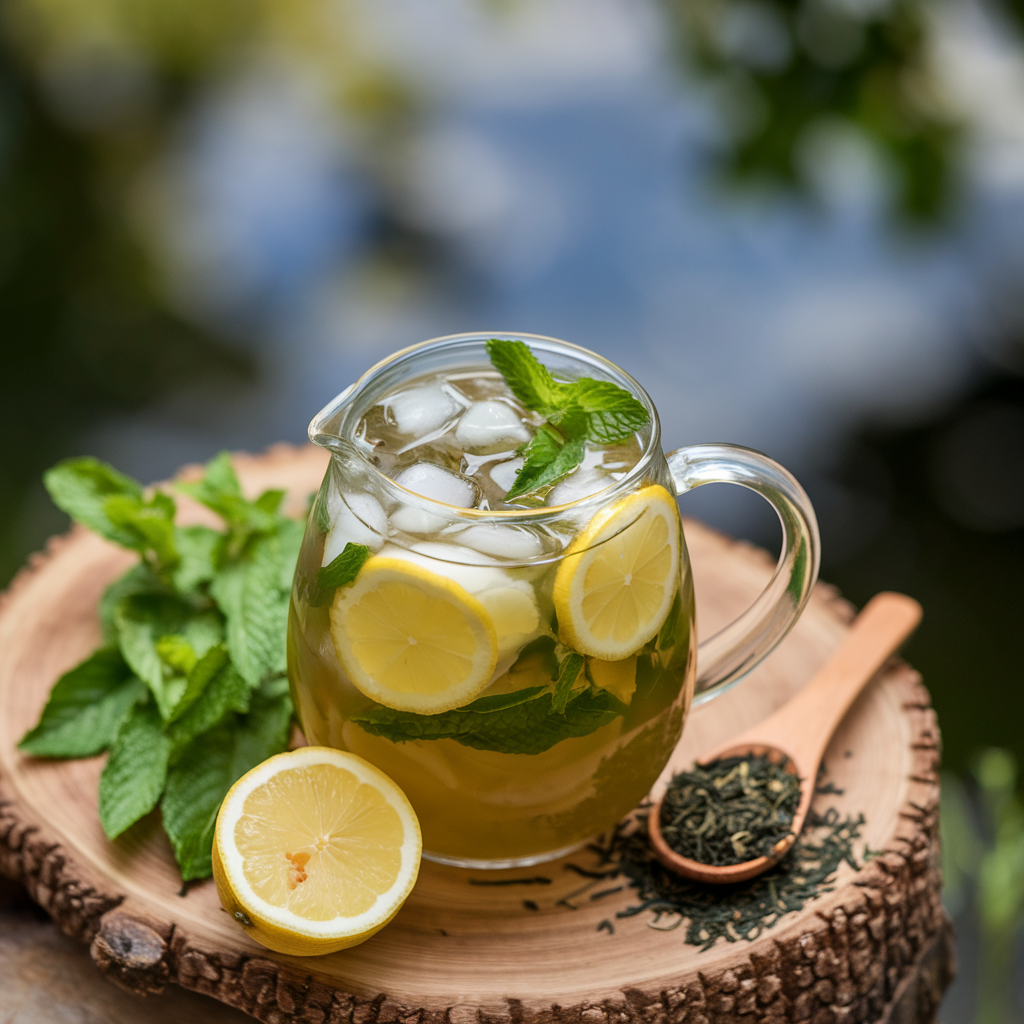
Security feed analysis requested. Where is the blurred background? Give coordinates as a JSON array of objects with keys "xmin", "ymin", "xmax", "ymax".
[{"xmin": 0, "ymin": 0, "xmax": 1022, "ymax": 1017}]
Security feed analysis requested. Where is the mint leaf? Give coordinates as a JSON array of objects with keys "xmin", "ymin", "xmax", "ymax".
[
  {"xmin": 205, "ymin": 450, "xmax": 242, "ymax": 498},
  {"xmin": 487, "ymin": 341, "xmax": 649, "ymax": 500},
  {"xmin": 506, "ymin": 429, "xmax": 585, "ymax": 500},
  {"xmin": 18, "ymin": 649, "xmax": 146, "ymax": 758},
  {"xmin": 99, "ymin": 563, "xmax": 165, "ymax": 643},
  {"xmin": 25, "ymin": 448, "xmax": 310, "ymax": 884},
  {"xmin": 515, "ymin": 634, "xmax": 560, "ymax": 676},
  {"xmin": 254, "ymin": 489, "xmax": 286, "ymax": 516},
  {"xmin": 311, "ymin": 542, "xmax": 371, "ymax": 607},
  {"xmin": 552, "ymin": 653, "xmax": 584, "ymax": 714},
  {"xmin": 115, "ymin": 595, "xmax": 223, "ymax": 719},
  {"xmin": 44, "ymin": 458, "xmax": 144, "ymax": 543},
  {"xmin": 210, "ymin": 533, "xmax": 289, "ymax": 687},
  {"xmin": 177, "ymin": 450, "xmax": 240, "ymax": 507},
  {"xmin": 156, "ymin": 635, "xmax": 199, "ymax": 676},
  {"xmin": 115, "ymin": 596, "xmax": 184, "ymax": 708},
  {"xmin": 173, "ymin": 525, "xmax": 220, "ymax": 593},
  {"xmin": 99, "ymin": 702, "xmax": 171, "ymax": 838},
  {"xmin": 275, "ymin": 516, "xmax": 306, "ymax": 591},
  {"xmin": 621, "ymin": 652, "xmax": 685, "ymax": 734},
  {"xmin": 353, "ymin": 685, "xmax": 626, "ymax": 756},
  {"xmin": 161, "ymin": 745, "xmax": 225, "ymax": 880},
  {"xmin": 43, "ymin": 459, "xmax": 181, "ymax": 572},
  {"xmin": 166, "ymin": 642, "xmax": 231, "ymax": 723},
  {"xmin": 459, "ymin": 686, "xmax": 547, "ymax": 713},
  {"xmin": 177, "ymin": 452, "xmax": 278, "ymax": 540},
  {"xmin": 657, "ymin": 590, "xmax": 683, "ymax": 651},
  {"xmin": 485, "ymin": 339, "xmax": 565, "ymax": 413},
  {"xmin": 162, "ymin": 682, "xmax": 293, "ymax": 879},
  {"xmin": 564, "ymin": 379, "xmax": 649, "ymax": 445},
  {"xmin": 313, "ymin": 476, "xmax": 333, "ymax": 534},
  {"xmin": 167, "ymin": 656, "xmax": 250, "ymax": 752},
  {"xmin": 103, "ymin": 491, "xmax": 178, "ymax": 570}
]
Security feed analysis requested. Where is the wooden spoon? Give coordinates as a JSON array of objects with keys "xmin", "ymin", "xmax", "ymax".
[{"xmin": 647, "ymin": 591, "xmax": 922, "ymax": 884}]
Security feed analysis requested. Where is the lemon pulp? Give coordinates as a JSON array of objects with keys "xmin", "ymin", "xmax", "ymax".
[
  {"xmin": 213, "ymin": 747, "xmax": 421, "ymax": 955},
  {"xmin": 553, "ymin": 485, "xmax": 680, "ymax": 660},
  {"xmin": 330, "ymin": 557, "xmax": 498, "ymax": 713}
]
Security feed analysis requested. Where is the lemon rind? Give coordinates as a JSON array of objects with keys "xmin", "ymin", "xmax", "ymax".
[{"xmin": 214, "ymin": 747, "xmax": 422, "ymax": 944}]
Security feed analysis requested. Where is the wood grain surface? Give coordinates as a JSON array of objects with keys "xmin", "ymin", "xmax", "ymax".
[{"xmin": 0, "ymin": 444, "xmax": 952, "ymax": 1023}]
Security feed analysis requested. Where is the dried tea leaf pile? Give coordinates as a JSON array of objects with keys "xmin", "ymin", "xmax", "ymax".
[
  {"xmin": 658, "ymin": 753, "xmax": 801, "ymax": 865},
  {"xmin": 586, "ymin": 804, "xmax": 867, "ymax": 950}
]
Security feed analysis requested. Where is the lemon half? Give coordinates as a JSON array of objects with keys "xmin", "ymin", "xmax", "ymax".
[
  {"xmin": 213, "ymin": 747, "xmax": 421, "ymax": 956},
  {"xmin": 554, "ymin": 485, "xmax": 680, "ymax": 660},
  {"xmin": 330, "ymin": 557, "xmax": 498, "ymax": 714}
]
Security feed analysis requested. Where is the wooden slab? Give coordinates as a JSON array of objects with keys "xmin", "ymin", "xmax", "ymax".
[{"xmin": 0, "ymin": 445, "xmax": 951, "ymax": 1023}]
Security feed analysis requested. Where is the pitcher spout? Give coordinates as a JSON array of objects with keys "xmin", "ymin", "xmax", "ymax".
[{"xmin": 308, "ymin": 383, "xmax": 358, "ymax": 456}]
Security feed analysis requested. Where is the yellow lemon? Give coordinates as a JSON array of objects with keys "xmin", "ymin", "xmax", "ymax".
[
  {"xmin": 330, "ymin": 557, "xmax": 498, "ymax": 714},
  {"xmin": 553, "ymin": 485, "xmax": 680, "ymax": 660},
  {"xmin": 477, "ymin": 585, "xmax": 541, "ymax": 660},
  {"xmin": 213, "ymin": 747, "xmax": 421, "ymax": 956},
  {"xmin": 588, "ymin": 656, "xmax": 638, "ymax": 704}
]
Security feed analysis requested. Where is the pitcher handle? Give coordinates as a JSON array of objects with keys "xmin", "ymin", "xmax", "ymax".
[{"xmin": 666, "ymin": 443, "xmax": 821, "ymax": 706}]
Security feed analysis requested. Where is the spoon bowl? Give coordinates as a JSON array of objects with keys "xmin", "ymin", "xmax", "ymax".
[{"xmin": 648, "ymin": 592, "xmax": 922, "ymax": 885}]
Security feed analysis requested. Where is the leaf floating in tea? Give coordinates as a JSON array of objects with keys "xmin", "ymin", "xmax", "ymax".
[
  {"xmin": 352, "ymin": 684, "xmax": 627, "ymax": 756},
  {"xmin": 658, "ymin": 754, "xmax": 802, "ymax": 866}
]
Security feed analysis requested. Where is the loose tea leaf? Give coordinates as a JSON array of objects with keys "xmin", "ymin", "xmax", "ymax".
[
  {"xmin": 587, "ymin": 804, "xmax": 866, "ymax": 950},
  {"xmin": 658, "ymin": 754, "xmax": 801, "ymax": 865}
]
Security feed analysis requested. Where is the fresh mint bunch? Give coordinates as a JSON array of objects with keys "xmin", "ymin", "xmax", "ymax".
[
  {"xmin": 19, "ymin": 452, "xmax": 304, "ymax": 881},
  {"xmin": 485, "ymin": 339, "xmax": 650, "ymax": 500}
]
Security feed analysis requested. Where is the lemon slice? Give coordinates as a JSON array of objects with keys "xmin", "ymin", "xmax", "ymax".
[
  {"xmin": 212, "ymin": 747, "xmax": 421, "ymax": 956},
  {"xmin": 553, "ymin": 485, "xmax": 680, "ymax": 660},
  {"xmin": 330, "ymin": 557, "xmax": 498, "ymax": 714},
  {"xmin": 588, "ymin": 655, "xmax": 638, "ymax": 704}
]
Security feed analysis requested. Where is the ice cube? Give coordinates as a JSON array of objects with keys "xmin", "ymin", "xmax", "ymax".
[
  {"xmin": 454, "ymin": 400, "xmax": 530, "ymax": 450},
  {"xmin": 395, "ymin": 463, "xmax": 477, "ymax": 507},
  {"xmin": 390, "ymin": 463, "xmax": 478, "ymax": 534},
  {"xmin": 378, "ymin": 541, "xmax": 511, "ymax": 593},
  {"xmin": 547, "ymin": 472, "xmax": 608, "ymax": 506},
  {"xmin": 386, "ymin": 383, "xmax": 463, "ymax": 437},
  {"xmin": 490, "ymin": 457, "xmax": 524, "ymax": 494},
  {"xmin": 381, "ymin": 541, "xmax": 540, "ymax": 660},
  {"xmin": 322, "ymin": 492, "xmax": 387, "ymax": 566},
  {"xmin": 389, "ymin": 507, "xmax": 447, "ymax": 534},
  {"xmin": 547, "ymin": 448, "xmax": 613, "ymax": 506},
  {"xmin": 457, "ymin": 523, "xmax": 545, "ymax": 561}
]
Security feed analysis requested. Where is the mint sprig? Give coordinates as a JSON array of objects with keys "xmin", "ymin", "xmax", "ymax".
[
  {"xmin": 485, "ymin": 339, "xmax": 649, "ymax": 500},
  {"xmin": 352, "ymin": 684, "xmax": 626, "ymax": 756},
  {"xmin": 20, "ymin": 452, "xmax": 313, "ymax": 881},
  {"xmin": 351, "ymin": 643, "xmax": 625, "ymax": 755},
  {"xmin": 311, "ymin": 541, "xmax": 372, "ymax": 607}
]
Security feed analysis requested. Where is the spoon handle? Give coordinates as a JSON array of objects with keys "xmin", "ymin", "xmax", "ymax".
[{"xmin": 738, "ymin": 592, "xmax": 922, "ymax": 770}]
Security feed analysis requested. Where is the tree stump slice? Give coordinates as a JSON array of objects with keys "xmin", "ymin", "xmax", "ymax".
[{"xmin": 0, "ymin": 444, "xmax": 952, "ymax": 1024}]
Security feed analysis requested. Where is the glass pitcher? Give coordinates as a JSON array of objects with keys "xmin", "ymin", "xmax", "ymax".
[{"xmin": 287, "ymin": 332, "xmax": 819, "ymax": 868}]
